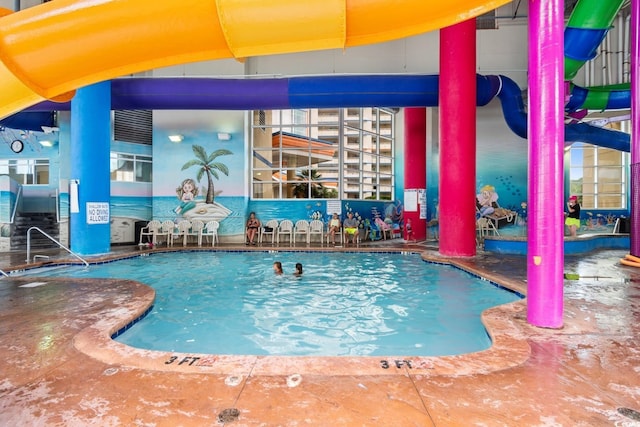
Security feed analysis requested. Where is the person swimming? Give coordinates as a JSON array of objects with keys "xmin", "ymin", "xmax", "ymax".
[
  {"xmin": 273, "ymin": 261, "xmax": 283, "ymax": 275},
  {"xmin": 293, "ymin": 263, "xmax": 303, "ymax": 276}
]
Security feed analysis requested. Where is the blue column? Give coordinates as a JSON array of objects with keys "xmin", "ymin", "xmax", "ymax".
[{"xmin": 70, "ymin": 82, "xmax": 111, "ymax": 255}]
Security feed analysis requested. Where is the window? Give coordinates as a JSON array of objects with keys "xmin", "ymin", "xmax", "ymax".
[
  {"xmin": 250, "ymin": 108, "xmax": 395, "ymax": 200},
  {"xmin": 568, "ymin": 142, "xmax": 627, "ymax": 209},
  {"xmin": 0, "ymin": 159, "xmax": 49, "ymax": 184},
  {"xmin": 110, "ymin": 152, "xmax": 152, "ymax": 182}
]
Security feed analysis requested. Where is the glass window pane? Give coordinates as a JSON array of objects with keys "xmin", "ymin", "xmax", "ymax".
[
  {"xmin": 252, "ymin": 107, "xmax": 394, "ymax": 201},
  {"xmin": 253, "ymin": 182, "xmax": 281, "ymax": 199},
  {"xmin": 136, "ymin": 161, "xmax": 152, "ymax": 182},
  {"xmin": 569, "ymin": 143, "xmax": 627, "ymax": 210},
  {"xmin": 34, "ymin": 163, "xmax": 49, "ymax": 184}
]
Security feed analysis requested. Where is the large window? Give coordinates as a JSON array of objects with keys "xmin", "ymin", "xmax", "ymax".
[
  {"xmin": 569, "ymin": 142, "xmax": 627, "ymax": 209},
  {"xmin": 0, "ymin": 159, "xmax": 49, "ymax": 184},
  {"xmin": 110, "ymin": 152, "xmax": 152, "ymax": 182},
  {"xmin": 251, "ymin": 108, "xmax": 395, "ymax": 200}
]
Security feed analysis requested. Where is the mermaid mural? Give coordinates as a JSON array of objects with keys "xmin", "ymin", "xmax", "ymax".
[
  {"xmin": 174, "ymin": 178, "xmax": 198, "ymax": 214},
  {"xmin": 174, "ymin": 144, "xmax": 232, "ymax": 222}
]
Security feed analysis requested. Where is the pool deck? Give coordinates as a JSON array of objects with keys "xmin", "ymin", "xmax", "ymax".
[{"xmin": 1, "ymin": 240, "xmax": 640, "ymax": 426}]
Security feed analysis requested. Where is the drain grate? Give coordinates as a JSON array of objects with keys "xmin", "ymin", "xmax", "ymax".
[
  {"xmin": 618, "ymin": 407, "xmax": 640, "ymax": 421},
  {"xmin": 218, "ymin": 408, "xmax": 240, "ymax": 423}
]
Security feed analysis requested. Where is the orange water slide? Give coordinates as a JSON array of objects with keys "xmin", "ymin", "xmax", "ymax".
[{"xmin": 0, "ymin": 0, "xmax": 510, "ymax": 119}]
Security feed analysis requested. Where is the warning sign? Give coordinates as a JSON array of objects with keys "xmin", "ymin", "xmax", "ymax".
[{"xmin": 86, "ymin": 202, "xmax": 110, "ymax": 224}]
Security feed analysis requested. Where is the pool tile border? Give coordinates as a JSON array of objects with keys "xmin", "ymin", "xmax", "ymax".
[{"xmin": 66, "ymin": 248, "xmax": 532, "ymax": 377}]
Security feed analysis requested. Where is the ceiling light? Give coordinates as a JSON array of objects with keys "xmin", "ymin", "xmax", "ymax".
[
  {"xmin": 217, "ymin": 132, "xmax": 231, "ymax": 141},
  {"xmin": 168, "ymin": 134, "xmax": 183, "ymax": 143},
  {"xmin": 39, "ymin": 140, "xmax": 53, "ymax": 147}
]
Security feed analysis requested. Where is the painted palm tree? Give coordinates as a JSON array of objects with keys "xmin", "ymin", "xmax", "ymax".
[{"xmin": 181, "ymin": 144, "xmax": 233, "ymax": 204}]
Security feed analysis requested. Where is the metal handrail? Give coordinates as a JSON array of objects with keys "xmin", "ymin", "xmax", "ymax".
[
  {"xmin": 0, "ymin": 269, "xmax": 8, "ymax": 277},
  {"xmin": 54, "ymin": 188, "xmax": 59, "ymax": 223},
  {"xmin": 26, "ymin": 226, "xmax": 89, "ymax": 266},
  {"xmin": 10, "ymin": 185, "xmax": 22, "ymax": 224}
]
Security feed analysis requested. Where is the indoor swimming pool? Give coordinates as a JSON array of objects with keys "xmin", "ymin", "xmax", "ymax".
[{"xmin": 26, "ymin": 251, "xmax": 522, "ymax": 357}]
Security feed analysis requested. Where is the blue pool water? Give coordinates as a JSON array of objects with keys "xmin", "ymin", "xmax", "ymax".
[{"xmin": 29, "ymin": 251, "xmax": 521, "ymax": 357}]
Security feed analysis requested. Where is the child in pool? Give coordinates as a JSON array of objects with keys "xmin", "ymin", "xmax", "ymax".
[
  {"xmin": 273, "ymin": 261, "xmax": 283, "ymax": 275},
  {"xmin": 293, "ymin": 263, "xmax": 303, "ymax": 276}
]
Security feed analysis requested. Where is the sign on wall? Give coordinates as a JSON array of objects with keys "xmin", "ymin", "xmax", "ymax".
[{"xmin": 86, "ymin": 202, "xmax": 110, "ymax": 224}]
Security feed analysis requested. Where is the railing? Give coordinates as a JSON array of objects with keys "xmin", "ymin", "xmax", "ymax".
[
  {"xmin": 9, "ymin": 185, "xmax": 22, "ymax": 224},
  {"xmin": 54, "ymin": 188, "xmax": 59, "ymax": 223},
  {"xmin": 26, "ymin": 226, "xmax": 89, "ymax": 266}
]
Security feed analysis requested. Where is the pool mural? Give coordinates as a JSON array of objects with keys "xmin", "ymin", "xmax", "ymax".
[{"xmin": 150, "ymin": 109, "xmax": 246, "ymax": 240}]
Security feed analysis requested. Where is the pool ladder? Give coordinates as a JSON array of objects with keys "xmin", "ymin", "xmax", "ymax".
[{"xmin": 26, "ymin": 226, "xmax": 89, "ymax": 266}]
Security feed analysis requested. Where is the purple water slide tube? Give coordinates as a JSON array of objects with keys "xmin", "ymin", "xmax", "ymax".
[{"xmin": 4, "ymin": 74, "xmax": 629, "ymax": 151}]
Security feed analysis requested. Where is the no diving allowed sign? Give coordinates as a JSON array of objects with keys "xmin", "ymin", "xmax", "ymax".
[{"xmin": 86, "ymin": 202, "xmax": 110, "ymax": 224}]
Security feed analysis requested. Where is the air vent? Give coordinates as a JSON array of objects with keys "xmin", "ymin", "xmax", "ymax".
[
  {"xmin": 477, "ymin": 10, "xmax": 497, "ymax": 30},
  {"xmin": 114, "ymin": 110, "xmax": 152, "ymax": 145}
]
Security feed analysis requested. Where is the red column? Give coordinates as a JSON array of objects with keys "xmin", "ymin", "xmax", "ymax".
[
  {"xmin": 404, "ymin": 107, "xmax": 427, "ymax": 240},
  {"xmin": 438, "ymin": 19, "xmax": 477, "ymax": 256}
]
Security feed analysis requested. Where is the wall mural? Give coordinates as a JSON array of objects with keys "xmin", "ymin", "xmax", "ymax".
[{"xmin": 173, "ymin": 145, "xmax": 233, "ymax": 223}]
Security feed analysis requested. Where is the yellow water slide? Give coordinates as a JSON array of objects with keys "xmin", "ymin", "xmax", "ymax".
[{"xmin": 0, "ymin": 0, "xmax": 509, "ymax": 119}]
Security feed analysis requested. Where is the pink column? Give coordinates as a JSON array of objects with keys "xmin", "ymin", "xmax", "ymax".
[
  {"xmin": 527, "ymin": 0, "xmax": 564, "ymax": 328},
  {"xmin": 631, "ymin": 0, "xmax": 640, "ymax": 256},
  {"xmin": 404, "ymin": 107, "xmax": 427, "ymax": 240},
  {"xmin": 439, "ymin": 19, "xmax": 476, "ymax": 257}
]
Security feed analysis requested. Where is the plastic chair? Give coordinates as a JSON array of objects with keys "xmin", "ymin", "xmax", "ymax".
[
  {"xmin": 203, "ymin": 220, "xmax": 219, "ymax": 246},
  {"xmin": 374, "ymin": 217, "xmax": 392, "ymax": 240},
  {"xmin": 260, "ymin": 219, "xmax": 278, "ymax": 245},
  {"xmin": 172, "ymin": 220, "xmax": 191, "ymax": 247},
  {"xmin": 189, "ymin": 219, "xmax": 205, "ymax": 246},
  {"xmin": 476, "ymin": 217, "xmax": 498, "ymax": 248},
  {"xmin": 277, "ymin": 220, "xmax": 294, "ymax": 246},
  {"xmin": 308, "ymin": 219, "xmax": 324, "ymax": 246},
  {"xmin": 139, "ymin": 220, "xmax": 162, "ymax": 245},
  {"xmin": 159, "ymin": 220, "xmax": 175, "ymax": 246},
  {"xmin": 293, "ymin": 220, "xmax": 310, "ymax": 246}
]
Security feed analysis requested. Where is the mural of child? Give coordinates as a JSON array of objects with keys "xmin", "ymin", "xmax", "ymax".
[
  {"xmin": 174, "ymin": 178, "xmax": 198, "ymax": 215},
  {"xmin": 476, "ymin": 184, "xmax": 498, "ymax": 217}
]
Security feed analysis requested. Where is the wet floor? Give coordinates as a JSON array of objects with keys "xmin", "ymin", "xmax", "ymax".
[{"xmin": 0, "ymin": 243, "xmax": 639, "ymax": 426}]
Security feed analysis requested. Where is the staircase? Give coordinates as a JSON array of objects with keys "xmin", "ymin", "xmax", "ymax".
[{"xmin": 11, "ymin": 212, "xmax": 60, "ymax": 251}]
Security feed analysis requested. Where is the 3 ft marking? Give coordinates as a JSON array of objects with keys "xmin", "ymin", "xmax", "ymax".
[
  {"xmin": 165, "ymin": 356, "xmax": 200, "ymax": 366},
  {"xmin": 380, "ymin": 359, "xmax": 413, "ymax": 369}
]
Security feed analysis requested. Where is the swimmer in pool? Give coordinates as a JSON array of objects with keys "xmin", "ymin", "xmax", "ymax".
[
  {"xmin": 273, "ymin": 261, "xmax": 283, "ymax": 275},
  {"xmin": 293, "ymin": 263, "xmax": 303, "ymax": 276}
]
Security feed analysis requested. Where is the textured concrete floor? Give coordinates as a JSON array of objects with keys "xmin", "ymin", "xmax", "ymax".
[{"xmin": 0, "ymin": 243, "xmax": 639, "ymax": 426}]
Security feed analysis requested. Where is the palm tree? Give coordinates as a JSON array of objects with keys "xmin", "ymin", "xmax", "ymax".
[
  {"xmin": 181, "ymin": 144, "xmax": 233, "ymax": 204},
  {"xmin": 293, "ymin": 169, "xmax": 325, "ymax": 198}
]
